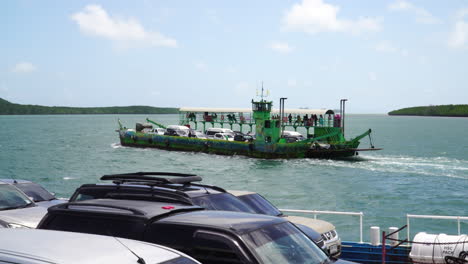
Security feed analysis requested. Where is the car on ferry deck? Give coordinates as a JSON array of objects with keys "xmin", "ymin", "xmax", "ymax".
[
  {"xmin": 213, "ymin": 132, "xmax": 234, "ymax": 141},
  {"xmin": 164, "ymin": 125, "xmax": 190, "ymax": 137},
  {"xmin": 282, "ymin": 130, "xmax": 307, "ymax": 142},
  {"xmin": 67, "ymin": 172, "xmax": 339, "ymax": 255},
  {"xmin": 0, "ymin": 179, "xmax": 66, "ymax": 208},
  {"xmin": 146, "ymin": 127, "xmax": 166, "ymax": 135},
  {"xmin": 229, "ymin": 190, "xmax": 342, "ymax": 257},
  {"xmin": 205, "ymin": 128, "xmax": 234, "ymax": 139},
  {"xmin": 38, "ymin": 198, "xmax": 355, "ymax": 264},
  {"xmin": 0, "ymin": 229, "xmax": 202, "ymax": 264},
  {"xmin": 189, "ymin": 130, "xmax": 207, "ymax": 139},
  {"xmin": 0, "ymin": 181, "xmax": 47, "ymax": 228}
]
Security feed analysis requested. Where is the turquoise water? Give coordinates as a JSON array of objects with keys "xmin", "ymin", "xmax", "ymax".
[{"xmin": 1, "ymin": 114, "xmax": 467, "ymax": 241}]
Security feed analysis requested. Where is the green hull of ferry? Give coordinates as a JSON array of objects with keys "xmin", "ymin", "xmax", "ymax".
[{"xmin": 118, "ymin": 99, "xmax": 380, "ymax": 159}]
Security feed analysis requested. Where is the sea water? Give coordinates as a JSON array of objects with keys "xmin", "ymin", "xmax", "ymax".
[{"xmin": 0, "ymin": 114, "xmax": 467, "ymax": 241}]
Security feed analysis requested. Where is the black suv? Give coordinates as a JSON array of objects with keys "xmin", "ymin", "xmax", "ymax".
[
  {"xmin": 68, "ymin": 172, "xmax": 330, "ymax": 250},
  {"xmin": 69, "ymin": 172, "xmax": 256, "ymax": 213},
  {"xmin": 38, "ymin": 198, "xmax": 349, "ymax": 264}
]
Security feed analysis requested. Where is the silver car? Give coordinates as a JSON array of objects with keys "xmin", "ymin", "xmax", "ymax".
[
  {"xmin": 0, "ymin": 229, "xmax": 202, "ymax": 263},
  {"xmin": 0, "ymin": 182, "xmax": 47, "ymax": 228},
  {"xmin": 0, "ymin": 179, "xmax": 66, "ymax": 208}
]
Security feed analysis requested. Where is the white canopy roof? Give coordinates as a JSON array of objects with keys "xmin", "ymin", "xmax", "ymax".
[{"xmin": 179, "ymin": 107, "xmax": 334, "ymax": 116}]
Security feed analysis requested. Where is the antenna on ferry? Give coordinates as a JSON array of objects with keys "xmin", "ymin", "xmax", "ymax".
[{"xmin": 260, "ymin": 82, "xmax": 264, "ymax": 100}]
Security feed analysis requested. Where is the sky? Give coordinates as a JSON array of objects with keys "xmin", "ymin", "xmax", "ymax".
[{"xmin": 2, "ymin": 0, "xmax": 468, "ymax": 113}]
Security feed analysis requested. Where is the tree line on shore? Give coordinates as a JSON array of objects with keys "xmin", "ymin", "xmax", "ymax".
[
  {"xmin": 0, "ymin": 98, "xmax": 179, "ymax": 115},
  {"xmin": 388, "ymin": 104, "xmax": 468, "ymax": 117}
]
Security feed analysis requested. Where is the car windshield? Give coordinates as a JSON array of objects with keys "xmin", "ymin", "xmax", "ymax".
[
  {"xmin": 161, "ymin": 257, "xmax": 200, "ymax": 264},
  {"xmin": 14, "ymin": 183, "xmax": 56, "ymax": 202},
  {"xmin": 236, "ymin": 193, "xmax": 282, "ymax": 216},
  {"xmin": 243, "ymin": 222, "xmax": 329, "ymax": 264},
  {"xmin": 0, "ymin": 185, "xmax": 34, "ymax": 210},
  {"xmin": 190, "ymin": 193, "xmax": 256, "ymax": 213}
]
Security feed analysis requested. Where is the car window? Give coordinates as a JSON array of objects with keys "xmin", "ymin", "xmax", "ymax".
[
  {"xmin": 191, "ymin": 234, "xmax": 243, "ymax": 264},
  {"xmin": 71, "ymin": 187, "xmax": 152, "ymax": 202},
  {"xmin": 236, "ymin": 194, "xmax": 282, "ymax": 216},
  {"xmin": 0, "ymin": 185, "xmax": 33, "ymax": 210},
  {"xmin": 190, "ymin": 193, "xmax": 256, "ymax": 213},
  {"xmin": 42, "ymin": 214, "xmax": 144, "ymax": 240},
  {"xmin": 243, "ymin": 222, "xmax": 328, "ymax": 264},
  {"xmin": 161, "ymin": 257, "xmax": 200, "ymax": 264},
  {"xmin": 147, "ymin": 224, "xmax": 242, "ymax": 264},
  {"xmin": 14, "ymin": 183, "xmax": 55, "ymax": 202}
]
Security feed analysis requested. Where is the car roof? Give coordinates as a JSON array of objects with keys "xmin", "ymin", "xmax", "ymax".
[
  {"xmin": 49, "ymin": 198, "xmax": 204, "ymax": 219},
  {"xmin": 228, "ymin": 190, "xmax": 257, "ymax": 196},
  {"xmin": 75, "ymin": 172, "xmax": 227, "ymax": 200},
  {"xmin": 0, "ymin": 229, "xmax": 200, "ymax": 264},
  {"xmin": 0, "ymin": 179, "xmax": 33, "ymax": 184},
  {"xmin": 159, "ymin": 210, "xmax": 287, "ymax": 235}
]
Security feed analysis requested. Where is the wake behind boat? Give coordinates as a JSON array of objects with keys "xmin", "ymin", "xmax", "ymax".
[{"xmin": 117, "ymin": 97, "xmax": 381, "ymax": 159}]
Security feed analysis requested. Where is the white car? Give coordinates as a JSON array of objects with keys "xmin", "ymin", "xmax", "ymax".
[
  {"xmin": 282, "ymin": 130, "xmax": 307, "ymax": 141},
  {"xmin": 213, "ymin": 132, "xmax": 234, "ymax": 141},
  {"xmin": 145, "ymin": 128, "xmax": 166, "ymax": 135},
  {"xmin": 0, "ymin": 229, "xmax": 202, "ymax": 264},
  {"xmin": 205, "ymin": 128, "xmax": 234, "ymax": 138}
]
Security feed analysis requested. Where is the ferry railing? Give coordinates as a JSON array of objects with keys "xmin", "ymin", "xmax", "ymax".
[
  {"xmin": 279, "ymin": 208, "xmax": 364, "ymax": 243},
  {"xmin": 406, "ymin": 214, "xmax": 468, "ymax": 239}
]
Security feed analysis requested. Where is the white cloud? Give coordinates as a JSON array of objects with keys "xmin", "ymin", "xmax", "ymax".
[
  {"xmin": 71, "ymin": 5, "xmax": 177, "ymax": 47},
  {"xmin": 388, "ymin": 0, "xmax": 440, "ymax": 24},
  {"xmin": 449, "ymin": 9, "xmax": 468, "ymax": 48},
  {"xmin": 194, "ymin": 62, "xmax": 208, "ymax": 72},
  {"xmin": 11, "ymin": 62, "xmax": 36, "ymax": 73},
  {"xmin": 375, "ymin": 41, "xmax": 398, "ymax": 53},
  {"xmin": 234, "ymin": 82, "xmax": 252, "ymax": 96},
  {"xmin": 374, "ymin": 40, "xmax": 409, "ymax": 56},
  {"xmin": 282, "ymin": 0, "xmax": 382, "ymax": 35},
  {"xmin": 226, "ymin": 66, "xmax": 237, "ymax": 74},
  {"xmin": 0, "ymin": 82, "xmax": 8, "ymax": 93},
  {"xmin": 287, "ymin": 79, "xmax": 297, "ymax": 87},
  {"xmin": 270, "ymin": 42, "xmax": 294, "ymax": 53}
]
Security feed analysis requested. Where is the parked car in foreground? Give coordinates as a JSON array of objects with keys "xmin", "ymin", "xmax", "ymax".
[
  {"xmin": 38, "ymin": 198, "xmax": 352, "ymax": 264},
  {"xmin": 0, "ymin": 179, "xmax": 66, "ymax": 208},
  {"xmin": 67, "ymin": 172, "xmax": 339, "ymax": 254},
  {"xmin": 0, "ymin": 229, "xmax": 201, "ymax": 263},
  {"xmin": 0, "ymin": 181, "xmax": 47, "ymax": 228},
  {"xmin": 229, "ymin": 190, "xmax": 342, "ymax": 257}
]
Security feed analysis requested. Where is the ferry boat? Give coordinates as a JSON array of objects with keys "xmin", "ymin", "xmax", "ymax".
[{"xmin": 117, "ymin": 96, "xmax": 381, "ymax": 159}]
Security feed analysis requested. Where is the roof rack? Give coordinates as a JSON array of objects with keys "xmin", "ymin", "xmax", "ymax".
[
  {"xmin": 105, "ymin": 192, "xmax": 193, "ymax": 205},
  {"xmin": 60, "ymin": 202, "xmax": 146, "ymax": 216},
  {"xmin": 100, "ymin": 172, "xmax": 202, "ymax": 185}
]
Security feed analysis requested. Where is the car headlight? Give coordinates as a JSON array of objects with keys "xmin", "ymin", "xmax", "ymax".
[{"xmin": 6, "ymin": 223, "xmax": 31, "ymax": 229}]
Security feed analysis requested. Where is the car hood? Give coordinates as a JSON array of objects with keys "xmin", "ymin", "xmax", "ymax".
[
  {"xmin": 0, "ymin": 206, "xmax": 47, "ymax": 228},
  {"xmin": 333, "ymin": 259, "xmax": 358, "ymax": 264},
  {"xmin": 284, "ymin": 215, "xmax": 335, "ymax": 234},
  {"xmin": 35, "ymin": 199, "xmax": 68, "ymax": 208}
]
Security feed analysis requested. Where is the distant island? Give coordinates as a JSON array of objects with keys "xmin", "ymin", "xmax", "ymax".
[
  {"xmin": 388, "ymin": 104, "xmax": 468, "ymax": 117},
  {"xmin": 0, "ymin": 98, "xmax": 179, "ymax": 115}
]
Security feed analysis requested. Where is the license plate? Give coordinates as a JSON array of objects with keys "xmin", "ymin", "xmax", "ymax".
[{"xmin": 329, "ymin": 245, "xmax": 338, "ymax": 254}]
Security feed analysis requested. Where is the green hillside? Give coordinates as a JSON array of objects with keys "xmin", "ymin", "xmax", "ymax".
[
  {"xmin": 388, "ymin": 104, "xmax": 468, "ymax": 117},
  {"xmin": 0, "ymin": 98, "xmax": 179, "ymax": 115}
]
